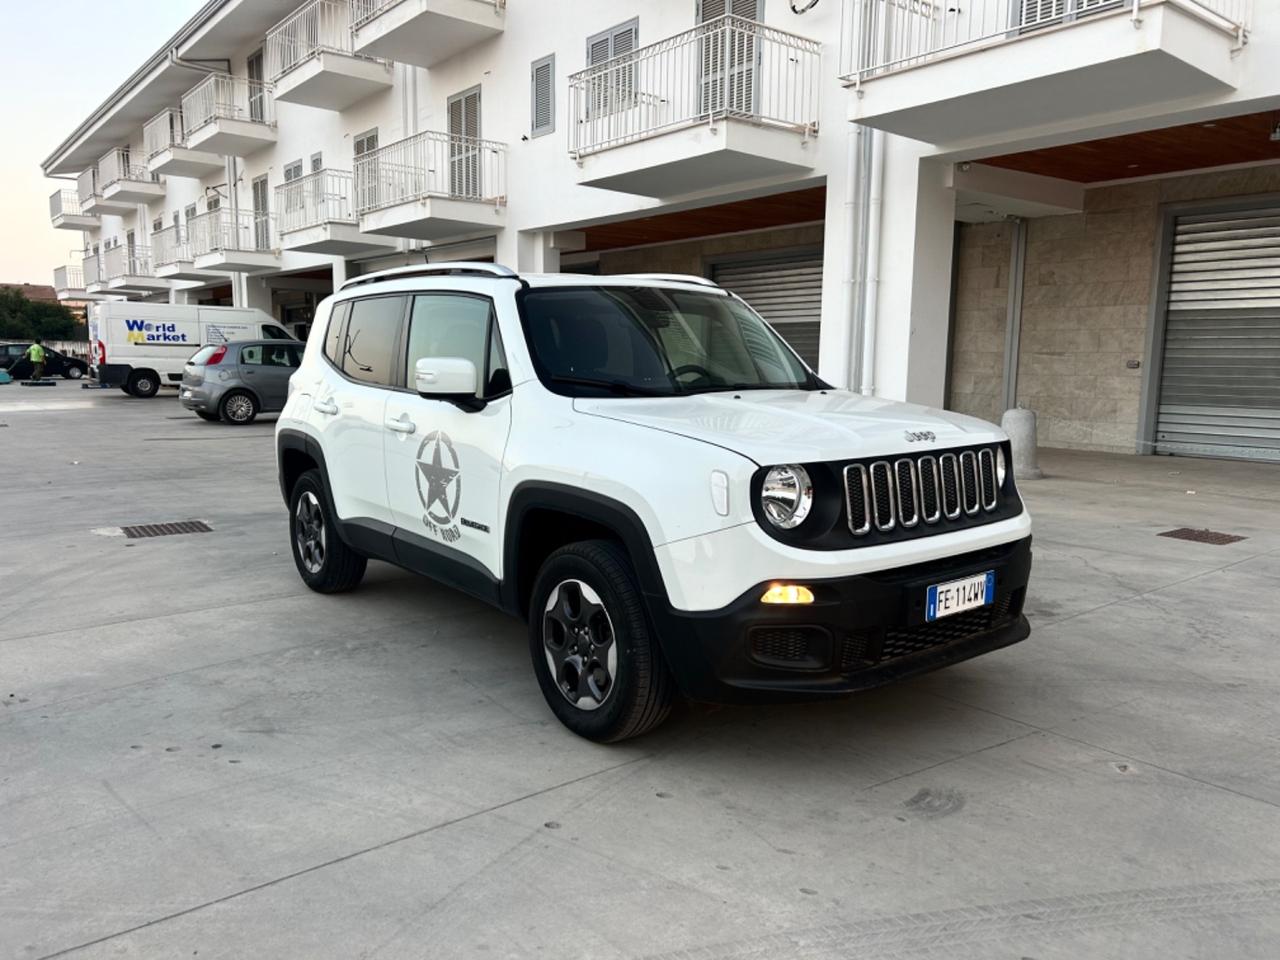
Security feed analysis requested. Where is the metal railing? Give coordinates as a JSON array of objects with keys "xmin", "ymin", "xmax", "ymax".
[
  {"xmin": 98, "ymin": 147, "xmax": 153, "ymax": 189},
  {"xmin": 103, "ymin": 245, "xmax": 156, "ymax": 282},
  {"xmin": 189, "ymin": 208, "xmax": 277, "ymax": 257},
  {"xmin": 350, "ymin": 0, "xmax": 505, "ymax": 30},
  {"xmin": 152, "ymin": 225, "xmax": 192, "ymax": 267},
  {"xmin": 277, "ymin": 169, "xmax": 357, "ymax": 233},
  {"xmin": 568, "ymin": 16, "xmax": 821, "ymax": 157},
  {"xmin": 844, "ymin": 0, "xmax": 1252, "ymax": 82},
  {"xmin": 50, "ymin": 190, "xmax": 88, "ymax": 221},
  {"xmin": 182, "ymin": 73, "xmax": 276, "ymax": 135},
  {"xmin": 54, "ymin": 265, "xmax": 85, "ymax": 292},
  {"xmin": 144, "ymin": 108, "xmax": 185, "ymax": 160},
  {"xmin": 83, "ymin": 252, "xmax": 103, "ymax": 288},
  {"xmin": 267, "ymin": 0, "xmax": 383, "ymax": 80},
  {"xmin": 353, "ymin": 130, "xmax": 507, "ymax": 214},
  {"xmin": 77, "ymin": 169, "xmax": 99, "ymax": 208}
]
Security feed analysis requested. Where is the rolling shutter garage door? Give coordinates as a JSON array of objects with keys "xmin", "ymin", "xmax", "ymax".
[
  {"xmin": 1157, "ymin": 207, "xmax": 1280, "ymax": 461},
  {"xmin": 713, "ymin": 253, "xmax": 823, "ymax": 367}
]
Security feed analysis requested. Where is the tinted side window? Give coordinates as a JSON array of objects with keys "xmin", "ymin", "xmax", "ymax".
[
  {"xmin": 342, "ymin": 296, "xmax": 404, "ymax": 386},
  {"xmin": 323, "ymin": 303, "xmax": 348, "ymax": 365},
  {"xmin": 406, "ymin": 294, "xmax": 492, "ymax": 395},
  {"xmin": 240, "ymin": 345, "xmax": 263, "ymax": 365},
  {"xmin": 263, "ymin": 344, "xmax": 294, "ymax": 367}
]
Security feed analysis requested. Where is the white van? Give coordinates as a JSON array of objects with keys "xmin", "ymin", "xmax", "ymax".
[{"xmin": 88, "ymin": 303, "xmax": 297, "ymax": 397}]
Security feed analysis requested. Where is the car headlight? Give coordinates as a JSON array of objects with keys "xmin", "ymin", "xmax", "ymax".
[
  {"xmin": 996, "ymin": 446, "xmax": 1008, "ymax": 487},
  {"xmin": 761, "ymin": 465, "xmax": 814, "ymax": 529}
]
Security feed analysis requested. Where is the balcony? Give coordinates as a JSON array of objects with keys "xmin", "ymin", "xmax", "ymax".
[
  {"xmin": 354, "ymin": 130, "xmax": 507, "ymax": 240},
  {"xmin": 568, "ymin": 16, "xmax": 821, "ymax": 198},
  {"xmin": 181, "ymin": 74, "xmax": 277, "ymax": 157},
  {"xmin": 152, "ymin": 225, "xmax": 224, "ymax": 281},
  {"xmin": 103, "ymin": 245, "xmax": 170, "ymax": 294},
  {"xmin": 351, "ymin": 0, "xmax": 505, "ymax": 69},
  {"xmin": 78, "ymin": 168, "xmax": 133, "ymax": 217},
  {"xmin": 98, "ymin": 148, "xmax": 165, "ymax": 206},
  {"xmin": 189, "ymin": 209, "xmax": 282, "ymax": 273},
  {"xmin": 277, "ymin": 169, "xmax": 397, "ymax": 254},
  {"xmin": 267, "ymin": 0, "xmax": 393, "ymax": 111},
  {"xmin": 49, "ymin": 190, "xmax": 100, "ymax": 231},
  {"xmin": 53, "ymin": 265, "xmax": 86, "ymax": 300},
  {"xmin": 144, "ymin": 108, "xmax": 225, "ymax": 178},
  {"xmin": 843, "ymin": 0, "xmax": 1251, "ymax": 144},
  {"xmin": 82, "ymin": 253, "xmax": 106, "ymax": 295}
]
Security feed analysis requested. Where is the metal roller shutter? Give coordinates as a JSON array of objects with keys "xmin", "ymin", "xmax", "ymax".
[
  {"xmin": 1157, "ymin": 206, "xmax": 1280, "ymax": 461},
  {"xmin": 713, "ymin": 253, "xmax": 823, "ymax": 368}
]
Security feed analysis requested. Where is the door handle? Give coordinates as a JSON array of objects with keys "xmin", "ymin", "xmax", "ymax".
[
  {"xmin": 314, "ymin": 399, "xmax": 339, "ymax": 416},
  {"xmin": 385, "ymin": 415, "xmax": 417, "ymax": 435}
]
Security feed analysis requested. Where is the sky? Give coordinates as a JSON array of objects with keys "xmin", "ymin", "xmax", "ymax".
[{"xmin": 0, "ymin": 0, "xmax": 206, "ymax": 287}]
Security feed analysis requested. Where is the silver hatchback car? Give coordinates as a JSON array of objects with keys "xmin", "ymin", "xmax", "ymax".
[{"xmin": 180, "ymin": 340, "xmax": 303, "ymax": 425}]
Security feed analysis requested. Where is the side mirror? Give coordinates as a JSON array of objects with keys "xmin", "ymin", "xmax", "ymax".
[{"xmin": 414, "ymin": 357, "xmax": 481, "ymax": 407}]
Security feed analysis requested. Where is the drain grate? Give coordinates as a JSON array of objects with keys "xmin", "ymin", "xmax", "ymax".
[
  {"xmin": 1158, "ymin": 527, "xmax": 1246, "ymax": 546},
  {"xmin": 121, "ymin": 520, "xmax": 213, "ymax": 540}
]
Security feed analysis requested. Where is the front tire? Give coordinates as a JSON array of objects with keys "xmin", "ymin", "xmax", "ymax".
[
  {"xmin": 289, "ymin": 469, "xmax": 366, "ymax": 594},
  {"xmin": 220, "ymin": 390, "xmax": 258, "ymax": 425},
  {"xmin": 126, "ymin": 370, "xmax": 159, "ymax": 398},
  {"xmin": 529, "ymin": 540, "xmax": 674, "ymax": 742}
]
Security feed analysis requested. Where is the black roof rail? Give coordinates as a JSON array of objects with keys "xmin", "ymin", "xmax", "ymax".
[{"xmin": 340, "ymin": 262, "xmax": 520, "ymax": 291}]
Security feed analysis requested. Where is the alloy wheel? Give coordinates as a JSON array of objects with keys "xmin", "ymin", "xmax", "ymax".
[
  {"xmin": 543, "ymin": 579, "xmax": 618, "ymax": 711},
  {"xmin": 295, "ymin": 491, "xmax": 326, "ymax": 574},
  {"xmin": 225, "ymin": 394, "xmax": 254, "ymax": 423}
]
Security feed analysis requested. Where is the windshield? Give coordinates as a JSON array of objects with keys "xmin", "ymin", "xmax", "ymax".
[{"xmin": 519, "ymin": 286, "xmax": 819, "ymax": 397}]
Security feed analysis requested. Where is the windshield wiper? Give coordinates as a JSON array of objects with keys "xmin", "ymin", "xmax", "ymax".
[
  {"xmin": 681, "ymin": 382, "xmax": 803, "ymax": 395},
  {"xmin": 546, "ymin": 375, "xmax": 673, "ymax": 397}
]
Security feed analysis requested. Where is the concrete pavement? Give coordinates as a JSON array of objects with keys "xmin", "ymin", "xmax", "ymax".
[{"xmin": 2, "ymin": 381, "xmax": 1278, "ymax": 958}]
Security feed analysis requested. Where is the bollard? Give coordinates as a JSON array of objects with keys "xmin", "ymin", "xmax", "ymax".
[{"xmin": 1001, "ymin": 407, "xmax": 1043, "ymax": 480}]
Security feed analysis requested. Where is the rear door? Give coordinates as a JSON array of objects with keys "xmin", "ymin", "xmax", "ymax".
[{"xmin": 239, "ymin": 342, "xmax": 297, "ymax": 411}]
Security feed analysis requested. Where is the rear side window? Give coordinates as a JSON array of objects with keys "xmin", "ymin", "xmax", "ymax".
[
  {"xmin": 323, "ymin": 303, "xmax": 348, "ymax": 365},
  {"xmin": 189, "ymin": 345, "xmax": 218, "ymax": 365},
  {"xmin": 342, "ymin": 296, "xmax": 404, "ymax": 386},
  {"xmin": 240, "ymin": 345, "xmax": 264, "ymax": 365}
]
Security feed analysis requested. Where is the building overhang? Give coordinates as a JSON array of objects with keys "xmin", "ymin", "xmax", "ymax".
[
  {"xmin": 351, "ymin": 0, "xmax": 504, "ymax": 69},
  {"xmin": 280, "ymin": 222, "xmax": 399, "ymax": 255},
  {"xmin": 185, "ymin": 118, "xmax": 277, "ymax": 157},
  {"xmin": 148, "ymin": 146, "xmax": 226, "ymax": 178},
  {"xmin": 102, "ymin": 179, "xmax": 167, "ymax": 206},
  {"xmin": 358, "ymin": 197, "xmax": 505, "ymax": 241},
  {"xmin": 273, "ymin": 52, "xmax": 394, "ymax": 112},
  {"xmin": 194, "ymin": 250, "xmax": 283, "ymax": 273}
]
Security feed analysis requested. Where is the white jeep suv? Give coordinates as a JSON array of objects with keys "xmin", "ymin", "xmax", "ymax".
[{"xmin": 277, "ymin": 264, "xmax": 1033, "ymax": 741}]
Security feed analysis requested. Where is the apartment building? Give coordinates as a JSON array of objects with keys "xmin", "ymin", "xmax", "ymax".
[{"xmin": 42, "ymin": 0, "xmax": 1279, "ymax": 460}]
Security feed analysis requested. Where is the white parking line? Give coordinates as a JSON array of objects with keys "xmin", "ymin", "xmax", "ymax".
[{"xmin": 0, "ymin": 400, "xmax": 98, "ymax": 413}]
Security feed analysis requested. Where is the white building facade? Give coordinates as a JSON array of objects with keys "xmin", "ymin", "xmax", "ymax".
[{"xmin": 43, "ymin": 0, "xmax": 1279, "ymax": 460}]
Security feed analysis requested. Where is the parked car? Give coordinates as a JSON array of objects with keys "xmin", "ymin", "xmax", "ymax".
[
  {"xmin": 181, "ymin": 340, "xmax": 303, "ymax": 424},
  {"xmin": 276, "ymin": 264, "xmax": 1033, "ymax": 742},
  {"xmin": 0, "ymin": 342, "xmax": 89, "ymax": 380}
]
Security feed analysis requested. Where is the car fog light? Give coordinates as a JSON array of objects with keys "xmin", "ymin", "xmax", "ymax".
[
  {"xmin": 760, "ymin": 464, "xmax": 813, "ymax": 529},
  {"xmin": 761, "ymin": 584, "xmax": 815, "ymax": 605},
  {"xmin": 996, "ymin": 446, "xmax": 1008, "ymax": 486}
]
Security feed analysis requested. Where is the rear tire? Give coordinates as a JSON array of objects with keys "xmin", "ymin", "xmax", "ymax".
[
  {"xmin": 220, "ymin": 390, "xmax": 258, "ymax": 425},
  {"xmin": 126, "ymin": 370, "xmax": 159, "ymax": 398},
  {"xmin": 64, "ymin": 365, "xmax": 85, "ymax": 380},
  {"xmin": 289, "ymin": 469, "xmax": 366, "ymax": 594},
  {"xmin": 528, "ymin": 540, "xmax": 675, "ymax": 742}
]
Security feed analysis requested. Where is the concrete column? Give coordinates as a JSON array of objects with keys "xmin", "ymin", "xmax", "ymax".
[
  {"xmin": 331, "ymin": 258, "xmax": 348, "ymax": 291},
  {"xmin": 498, "ymin": 231, "xmax": 561, "ymax": 273},
  {"xmin": 874, "ymin": 149, "xmax": 957, "ymax": 406},
  {"xmin": 241, "ymin": 275, "xmax": 275, "ymax": 317},
  {"xmin": 817, "ymin": 129, "xmax": 858, "ymax": 389},
  {"xmin": 169, "ymin": 288, "xmax": 194, "ymax": 305}
]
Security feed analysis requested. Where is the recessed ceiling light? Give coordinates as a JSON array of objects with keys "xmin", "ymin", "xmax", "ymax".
[
  {"xmin": 1202, "ymin": 122, "xmax": 1217, "ymax": 128},
  {"xmin": 1127, "ymin": 163, "xmax": 1140, "ymax": 169}
]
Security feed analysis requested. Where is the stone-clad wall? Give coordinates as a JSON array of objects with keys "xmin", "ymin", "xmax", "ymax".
[{"xmin": 949, "ymin": 166, "xmax": 1280, "ymax": 453}]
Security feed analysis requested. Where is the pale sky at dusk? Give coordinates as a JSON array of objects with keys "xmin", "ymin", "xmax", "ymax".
[{"xmin": 0, "ymin": 0, "xmax": 205, "ymax": 287}]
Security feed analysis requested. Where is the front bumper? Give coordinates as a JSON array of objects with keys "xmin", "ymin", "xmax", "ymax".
[
  {"xmin": 650, "ymin": 536, "xmax": 1032, "ymax": 703},
  {"xmin": 90, "ymin": 363, "xmax": 131, "ymax": 388}
]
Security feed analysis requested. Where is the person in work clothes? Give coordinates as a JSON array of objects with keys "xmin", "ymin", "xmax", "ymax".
[{"xmin": 23, "ymin": 340, "xmax": 46, "ymax": 381}]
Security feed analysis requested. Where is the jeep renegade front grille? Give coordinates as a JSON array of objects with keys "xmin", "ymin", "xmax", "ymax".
[{"xmin": 844, "ymin": 446, "xmax": 1000, "ymax": 538}]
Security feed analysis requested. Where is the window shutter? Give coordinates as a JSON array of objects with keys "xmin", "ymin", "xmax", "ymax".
[
  {"xmin": 464, "ymin": 88, "xmax": 480, "ymax": 139},
  {"xmin": 531, "ymin": 56, "xmax": 554, "ymax": 137},
  {"xmin": 611, "ymin": 23, "xmax": 636, "ymax": 56},
  {"xmin": 588, "ymin": 34, "xmax": 612, "ymax": 66}
]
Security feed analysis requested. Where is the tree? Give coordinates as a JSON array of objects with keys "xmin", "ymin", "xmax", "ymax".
[{"xmin": 0, "ymin": 288, "xmax": 79, "ymax": 340}]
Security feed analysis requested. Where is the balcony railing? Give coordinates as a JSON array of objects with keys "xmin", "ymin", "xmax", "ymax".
[
  {"xmin": 353, "ymin": 130, "xmax": 507, "ymax": 214},
  {"xmin": 267, "ymin": 0, "xmax": 383, "ymax": 81},
  {"xmin": 103, "ymin": 245, "xmax": 156, "ymax": 282},
  {"xmin": 144, "ymin": 108, "xmax": 185, "ymax": 160},
  {"xmin": 182, "ymin": 74, "xmax": 276, "ymax": 134},
  {"xmin": 54, "ymin": 265, "xmax": 85, "ymax": 292},
  {"xmin": 83, "ymin": 252, "xmax": 102, "ymax": 288},
  {"xmin": 350, "ymin": 0, "xmax": 505, "ymax": 30},
  {"xmin": 189, "ymin": 209, "xmax": 276, "ymax": 257},
  {"xmin": 277, "ymin": 169, "xmax": 357, "ymax": 233},
  {"xmin": 77, "ymin": 169, "xmax": 99, "ymax": 208},
  {"xmin": 98, "ymin": 148, "xmax": 153, "ymax": 189},
  {"xmin": 844, "ymin": 0, "xmax": 1252, "ymax": 82},
  {"xmin": 568, "ymin": 16, "xmax": 821, "ymax": 157},
  {"xmin": 152, "ymin": 225, "xmax": 192, "ymax": 267},
  {"xmin": 50, "ymin": 190, "xmax": 87, "ymax": 220}
]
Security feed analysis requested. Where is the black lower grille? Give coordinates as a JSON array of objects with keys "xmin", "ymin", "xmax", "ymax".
[
  {"xmin": 842, "ymin": 595, "xmax": 1017, "ymax": 670},
  {"xmin": 749, "ymin": 626, "xmax": 831, "ymax": 670}
]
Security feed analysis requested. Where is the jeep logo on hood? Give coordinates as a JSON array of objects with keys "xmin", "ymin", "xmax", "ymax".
[{"xmin": 904, "ymin": 430, "xmax": 936, "ymax": 443}]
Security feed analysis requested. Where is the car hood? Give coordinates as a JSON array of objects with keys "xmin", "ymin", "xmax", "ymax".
[{"xmin": 574, "ymin": 389, "xmax": 1005, "ymax": 466}]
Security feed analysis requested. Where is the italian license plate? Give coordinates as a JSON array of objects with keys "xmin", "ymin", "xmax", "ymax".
[{"xmin": 926, "ymin": 570, "xmax": 995, "ymax": 622}]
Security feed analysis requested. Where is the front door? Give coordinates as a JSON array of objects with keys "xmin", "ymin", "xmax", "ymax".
[
  {"xmin": 384, "ymin": 292, "xmax": 512, "ymax": 580},
  {"xmin": 447, "ymin": 87, "xmax": 481, "ymax": 199},
  {"xmin": 252, "ymin": 175, "xmax": 270, "ymax": 251},
  {"xmin": 247, "ymin": 50, "xmax": 266, "ymax": 123},
  {"xmin": 698, "ymin": 0, "xmax": 762, "ymax": 117}
]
